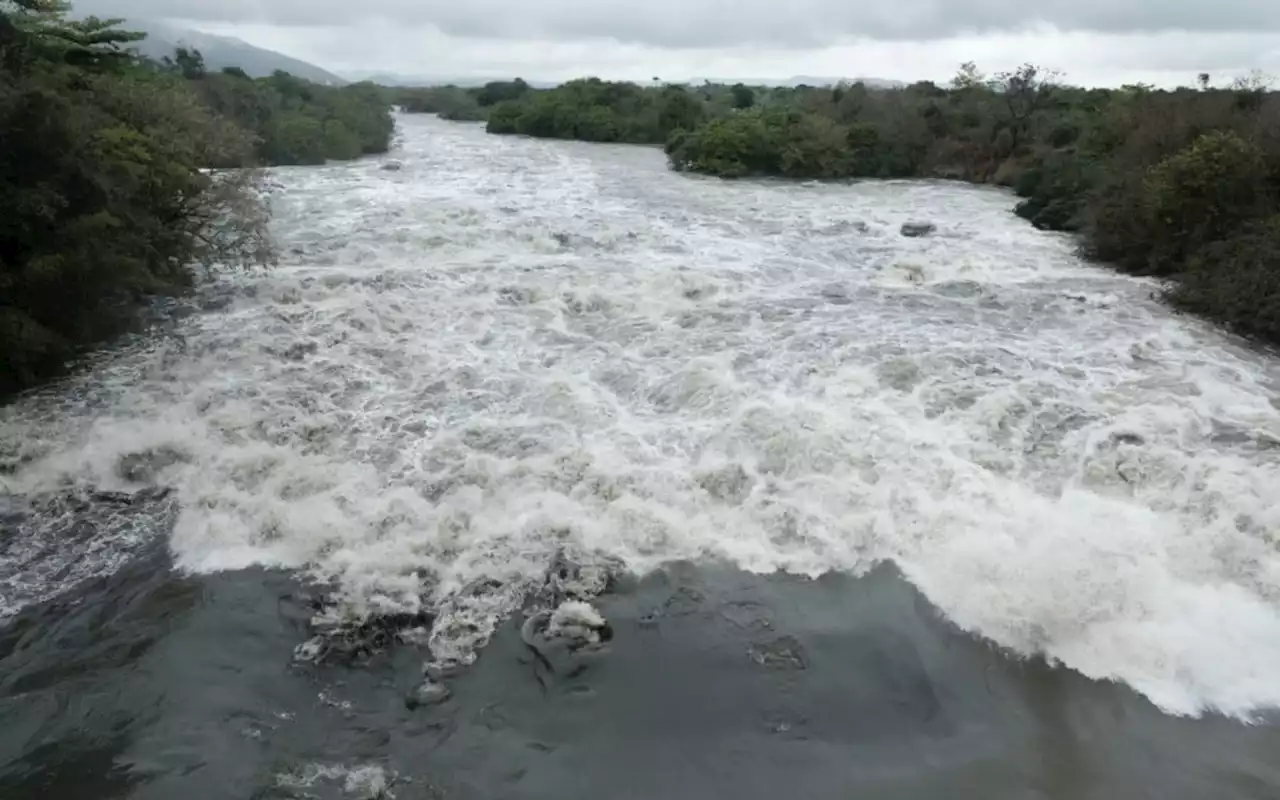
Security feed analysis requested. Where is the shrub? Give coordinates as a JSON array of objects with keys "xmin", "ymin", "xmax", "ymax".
[
  {"xmin": 1, "ymin": 5, "xmax": 275, "ymax": 398},
  {"xmin": 1169, "ymin": 216, "xmax": 1280, "ymax": 341}
]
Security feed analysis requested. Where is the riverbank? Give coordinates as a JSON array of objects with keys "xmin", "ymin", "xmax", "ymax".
[
  {"xmin": 470, "ymin": 72, "xmax": 1280, "ymax": 348},
  {"xmin": 0, "ymin": 3, "xmax": 393, "ymax": 401}
]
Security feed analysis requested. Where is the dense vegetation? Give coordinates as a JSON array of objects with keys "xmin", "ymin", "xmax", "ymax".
[
  {"xmin": 1, "ymin": 1, "xmax": 394, "ymax": 398},
  {"xmin": 454, "ymin": 65, "xmax": 1280, "ymax": 346},
  {"xmin": 484, "ymin": 79, "xmax": 707, "ymax": 144},
  {"xmin": 393, "ymin": 79, "xmax": 532, "ymax": 122},
  {"xmin": 395, "ymin": 77, "xmax": 708, "ymax": 143},
  {"xmin": 7, "ymin": 0, "xmax": 1279, "ymax": 398},
  {"xmin": 168, "ymin": 47, "xmax": 394, "ymax": 166},
  {"xmin": 394, "ymin": 78, "xmax": 755, "ymax": 134},
  {"xmin": 395, "ymin": 84, "xmax": 489, "ymax": 121}
]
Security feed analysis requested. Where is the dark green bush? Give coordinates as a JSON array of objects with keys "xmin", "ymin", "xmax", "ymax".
[
  {"xmin": 193, "ymin": 64, "xmax": 394, "ymax": 166},
  {"xmin": 485, "ymin": 78, "xmax": 705, "ymax": 145},
  {"xmin": 1, "ymin": 3, "xmax": 275, "ymax": 398},
  {"xmin": 396, "ymin": 85, "xmax": 487, "ymax": 121},
  {"xmin": 1169, "ymin": 216, "xmax": 1280, "ymax": 341},
  {"xmin": 1085, "ymin": 131, "xmax": 1271, "ymax": 274}
]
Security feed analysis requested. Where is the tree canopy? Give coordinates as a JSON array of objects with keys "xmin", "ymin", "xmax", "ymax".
[
  {"xmin": 484, "ymin": 78, "xmax": 707, "ymax": 144},
  {"xmin": 0, "ymin": 2, "xmax": 384, "ymax": 397},
  {"xmin": 167, "ymin": 47, "xmax": 394, "ymax": 166}
]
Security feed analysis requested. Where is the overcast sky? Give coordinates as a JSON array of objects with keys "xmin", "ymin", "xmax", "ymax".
[{"xmin": 74, "ymin": 0, "xmax": 1280, "ymax": 86}]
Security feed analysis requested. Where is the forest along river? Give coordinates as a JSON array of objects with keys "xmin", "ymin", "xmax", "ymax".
[{"xmin": 4, "ymin": 113, "xmax": 1280, "ymax": 799}]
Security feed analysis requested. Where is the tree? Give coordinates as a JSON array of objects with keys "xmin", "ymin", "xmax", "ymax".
[
  {"xmin": 1231, "ymin": 69, "xmax": 1274, "ymax": 91},
  {"xmin": 1, "ymin": 0, "xmax": 275, "ymax": 396},
  {"xmin": 164, "ymin": 45, "xmax": 205, "ymax": 80},
  {"xmin": 657, "ymin": 85, "xmax": 704, "ymax": 137},
  {"xmin": 475, "ymin": 78, "xmax": 530, "ymax": 107},
  {"xmin": 730, "ymin": 82, "xmax": 755, "ymax": 110},
  {"xmin": 951, "ymin": 61, "xmax": 985, "ymax": 90},
  {"xmin": 993, "ymin": 63, "xmax": 1059, "ymax": 147},
  {"xmin": 193, "ymin": 65, "xmax": 393, "ymax": 165}
]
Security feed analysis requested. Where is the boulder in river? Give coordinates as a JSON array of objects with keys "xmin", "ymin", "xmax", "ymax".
[
  {"xmin": 521, "ymin": 600, "xmax": 614, "ymax": 657},
  {"xmin": 405, "ymin": 679, "xmax": 452, "ymax": 710},
  {"xmin": 380, "ymin": 160, "xmax": 404, "ymax": 171},
  {"xmin": 900, "ymin": 221, "xmax": 936, "ymax": 238},
  {"xmin": 116, "ymin": 446, "xmax": 186, "ymax": 484}
]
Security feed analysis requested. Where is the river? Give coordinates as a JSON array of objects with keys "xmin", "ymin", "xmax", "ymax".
[{"xmin": 3, "ymin": 113, "xmax": 1280, "ymax": 798}]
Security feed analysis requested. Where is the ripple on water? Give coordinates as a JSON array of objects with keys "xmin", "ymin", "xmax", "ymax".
[{"xmin": 3, "ymin": 114, "xmax": 1280, "ymax": 718}]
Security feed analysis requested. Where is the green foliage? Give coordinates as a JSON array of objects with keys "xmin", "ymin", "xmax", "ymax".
[
  {"xmin": 324, "ymin": 118, "xmax": 363, "ymax": 160},
  {"xmin": 1012, "ymin": 148, "xmax": 1096, "ymax": 231},
  {"xmin": 1168, "ymin": 216, "xmax": 1280, "ymax": 341},
  {"xmin": 667, "ymin": 67, "xmax": 1280, "ymax": 344},
  {"xmin": 667, "ymin": 103, "xmax": 925, "ymax": 180},
  {"xmin": 485, "ymin": 99, "xmax": 522, "ymax": 133},
  {"xmin": 191, "ymin": 67, "xmax": 394, "ymax": 166},
  {"xmin": 475, "ymin": 78, "xmax": 530, "ymax": 107},
  {"xmin": 1106, "ymin": 131, "xmax": 1268, "ymax": 274},
  {"xmin": 665, "ymin": 111, "xmax": 781, "ymax": 177},
  {"xmin": 485, "ymin": 78, "xmax": 705, "ymax": 144},
  {"xmin": 656, "ymin": 85, "xmax": 705, "ymax": 137},
  {"xmin": 466, "ymin": 65, "xmax": 1280, "ymax": 346},
  {"xmin": 6, "ymin": 2, "xmax": 143, "ymax": 72},
  {"xmin": 1, "ymin": 1, "xmax": 275, "ymax": 397},
  {"xmin": 164, "ymin": 45, "xmax": 205, "ymax": 79},
  {"xmin": 395, "ymin": 85, "xmax": 487, "ymax": 121},
  {"xmin": 265, "ymin": 112, "xmax": 327, "ymax": 164}
]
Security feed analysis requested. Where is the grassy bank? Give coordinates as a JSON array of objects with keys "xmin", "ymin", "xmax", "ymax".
[
  {"xmin": 473, "ymin": 66, "xmax": 1280, "ymax": 347},
  {"xmin": 1, "ymin": 1, "xmax": 395, "ymax": 398}
]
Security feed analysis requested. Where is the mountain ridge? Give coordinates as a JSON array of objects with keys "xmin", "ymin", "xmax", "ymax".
[
  {"xmin": 130, "ymin": 20, "xmax": 347, "ymax": 84},
  {"xmin": 65, "ymin": 11, "xmax": 347, "ymax": 84}
]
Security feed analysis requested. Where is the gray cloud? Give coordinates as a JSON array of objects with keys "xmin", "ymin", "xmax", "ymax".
[{"xmin": 72, "ymin": 0, "xmax": 1280, "ymax": 47}]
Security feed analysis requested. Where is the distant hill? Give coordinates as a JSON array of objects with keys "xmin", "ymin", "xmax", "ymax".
[{"xmin": 99, "ymin": 18, "xmax": 347, "ymax": 85}]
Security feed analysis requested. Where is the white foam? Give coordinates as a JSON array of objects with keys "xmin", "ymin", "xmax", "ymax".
[
  {"xmin": 4, "ymin": 114, "xmax": 1280, "ymax": 717},
  {"xmin": 550, "ymin": 599, "xmax": 607, "ymax": 631},
  {"xmin": 275, "ymin": 762, "xmax": 394, "ymax": 798}
]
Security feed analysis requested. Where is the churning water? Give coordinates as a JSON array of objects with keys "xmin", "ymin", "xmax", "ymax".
[{"xmin": 4, "ymin": 113, "xmax": 1280, "ymax": 728}]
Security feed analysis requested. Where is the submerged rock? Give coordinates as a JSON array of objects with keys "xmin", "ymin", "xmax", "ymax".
[
  {"xmin": 88, "ymin": 486, "xmax": 174, "ymax": 505},
  {"xmin": 876, "ymin": 357, "xmax": 923, "ymax": 392},
  {"xmin": 281, "ymin": 340, "xmax": 319, "ymax": 362},
  {"xmin": 380, "ymin": 159, "xmax": 404, "ymax": 171},
  {"xmin": 295, "ymin": 595, "xmax": 434, "ymax": 666},
  {"xmin": 747, "ymin": 634, "xmax": 809, "ymax": 670},
  {"xmin": 532, "ymin": 548, "xmax": 624, "ymax": 609},
  {"xmin": 931, "ymin": 279, "xmax": 986, "ymax": 299},
  {"xmin": 521, "ymin": 600, "xmax": 614, "ymax": 657},
  {"xmin": 1109, "ymin": 432, "xmax": 1146, "ymax": 447},
  {"xmin": 116, "ymin": 446, "xmax": 186, "ymax": 484},
  {"xmin": 518, "ymin": 598, "xmax": 615, "ymax": 680},
  {"xmin": 695, "ymin": 463, "xmax": 755, "ymax": 504},
  {"xmin": 900, "ymin": 222, "xmax": 937, "ymax": 238},
  {"xmin": 405, "ymin": 679, "xmax": 452, "ymax": 710}
]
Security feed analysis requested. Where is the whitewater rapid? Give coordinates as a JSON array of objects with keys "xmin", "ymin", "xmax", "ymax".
[{"xmin": 3, "ymin": 114, "xmax": 1280, "ymax": 719}]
